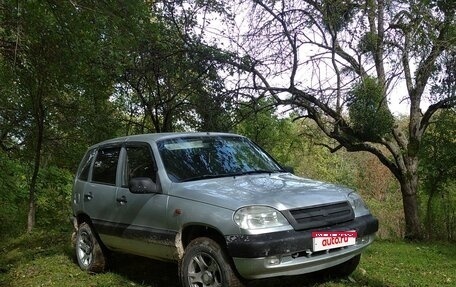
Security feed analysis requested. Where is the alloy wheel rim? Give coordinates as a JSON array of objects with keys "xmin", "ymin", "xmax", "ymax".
[
  {"xmin": 77, "ymin": 231, "xmax": 93, "ymax": 267},
  {"xmin": 187, "ymin": 252, "xmax": 222, "ymax": 287}
]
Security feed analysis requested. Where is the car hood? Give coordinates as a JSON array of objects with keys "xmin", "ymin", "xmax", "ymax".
[{"xmin": 169, "ymin": 173, "xmax": 353, "ymax": 211}]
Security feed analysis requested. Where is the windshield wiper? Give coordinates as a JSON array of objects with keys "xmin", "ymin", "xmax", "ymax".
[
  {"xmin": 181, "ymin": 173, "xmax": 234, "ymax": 182},
  {"xmin": 234, "ymin": 169, "xmax": 281, "ymax": 176},
  {"xmin": 181, "ymin": 170, "xmax": 281, "ymax": 182}
]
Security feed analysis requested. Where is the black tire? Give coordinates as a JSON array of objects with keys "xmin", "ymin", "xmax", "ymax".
[
  {"xmin": 75, "ymin": 222, "xmax": 108, "ymax": 273},
  {"xmin": 325, "ymin": 254, "xmax": 361, "ymax": 278},
  {"xmin": 179, "ymin": 237, "xmax": 245, "ymax": 287}
]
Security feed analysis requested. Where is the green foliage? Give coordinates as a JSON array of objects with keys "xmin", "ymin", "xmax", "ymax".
[
  {"xmin": 358, "ymin": 32, "xmax": 379, "ymax": 54},
  {"xmin": 420, "ymin": 109, "xmax": 456, "ymax": 240},
  {"xmin": 349, "ymin": 77, "xmax": 395, "ymax": 141},
  {"xmin": 0, "ymin": 152, "xmax": 28, "ymax": 237},
  {"xmin": 431, "ymin": 52, "xmax": 456, "ymax": 102},
  {"xmin": 321, "ymin": 0, "xmax": 358, "ymax": 33},
  {"xmin": 293, "ymin": 123, "xmax": 359, "ymax": 189},
  {"xmin": 0, "ymin": 0, "xmax": 147, "ymax": 158},
  {"xmin": 43, "ymin": 92, "xmax": 122, "ymax": 171},
  {"xmin": 35, "ymin": 167, "xmax": 74, "ymax": 229},
  {"xmin": 233, "ymin": 99, "xmax": 303, "ymax": 165},
  {"xmin": 118, "ymin": 13, "xmax": 234, "ymax": 133},
  {"xmin": 0, "ymin": 151, "xmax": 73, "ymax": 236},
  {"xmin": 0, "ymin": 0, "xmax": 145, "ymax": 230}
]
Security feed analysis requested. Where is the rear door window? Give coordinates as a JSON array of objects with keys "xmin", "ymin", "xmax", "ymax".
[{"xmin": 92, "ymin": 147, "xmax": 121, "ymax": 185}]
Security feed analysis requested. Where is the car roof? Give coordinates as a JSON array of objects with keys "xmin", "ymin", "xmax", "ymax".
[{"xmin": 88, "ymin": 132, "xmax": 244, "ymax": 149}]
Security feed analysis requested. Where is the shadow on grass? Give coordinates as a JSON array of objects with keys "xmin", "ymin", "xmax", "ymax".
[
  {"xmin": 64, "ymin": 246, "xmax": 336, "ymax": 287},
  {"xmin": 107, "ymin": 254, "xmax": 323, "ymax": 287},
  {"xmin": 94, "ymin": 252, "xmax": 367, "ymax": 287},
  {"xmin": 107, "ymin": 253, "xmax": 180, "ymax": 287}
]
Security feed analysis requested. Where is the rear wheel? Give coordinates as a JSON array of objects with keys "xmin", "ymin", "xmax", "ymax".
[
  {"xmin": 179, "ymin": 237, "xmax": 244, "ymax": 287},
  {"xmin": 75, "ymin": 222, "xmax": 108, "ymax": 273}
]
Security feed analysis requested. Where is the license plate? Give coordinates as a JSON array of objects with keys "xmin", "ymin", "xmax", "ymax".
[{"xmin": 312, "ymin": 231, "xmax": 357, "ymax": 252}]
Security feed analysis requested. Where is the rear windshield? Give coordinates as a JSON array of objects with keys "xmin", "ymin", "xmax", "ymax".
[{"xmin": 157, "ymin": 136, "xmax": 282, "ymax": 182}]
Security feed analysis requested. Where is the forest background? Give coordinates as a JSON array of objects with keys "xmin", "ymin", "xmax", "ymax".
[{"xmin": 0, "ymin": 0, "xmax": 455, "ymax": 245}]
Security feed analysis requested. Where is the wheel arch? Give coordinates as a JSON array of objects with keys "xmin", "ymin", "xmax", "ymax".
[
  {"xmin": 74, "ymin": 213, "xmax": 106, "ymax": 241},
  {"xmin": 72, "ymin": 212, "xmax": 108, "ymax": 251},
  {"xmin": 75, "ymin": 212, "xmax": 93, "ymax": 226},
  {"xmin": 180, "ymin": 224, "xmax": 227, "ymax": 250}
]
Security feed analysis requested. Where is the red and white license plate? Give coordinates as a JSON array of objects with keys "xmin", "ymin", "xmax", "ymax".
[{"xmin": 312, "ymin": 231, "xmax": 357, "ymax": 252}]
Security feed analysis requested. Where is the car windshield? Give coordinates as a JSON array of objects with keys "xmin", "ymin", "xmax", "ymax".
[{"xmin": 157, "ymin": 136, "xmax": 283, "ymax": 182}]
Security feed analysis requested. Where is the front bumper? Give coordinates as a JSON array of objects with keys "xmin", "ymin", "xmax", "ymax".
[{"xmin": 225, "ymin": 214, "xmax": 378, "ymax": 279}]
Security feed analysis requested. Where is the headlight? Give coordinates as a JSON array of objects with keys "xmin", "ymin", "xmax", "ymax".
[
  {"xmin": 348, "ymin": 192, "xmax": 368, "ymax": 213},
  {"xmin": 233, "ymin": 206, "xmax": 290, "ymax": 231}
]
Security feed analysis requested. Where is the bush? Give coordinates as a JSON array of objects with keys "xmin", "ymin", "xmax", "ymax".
[
  {"xmin": 35, "ymin": 166, "xmax": 74, "ymax": 229},
  {"xmin": 0, "ymin": 153, "xmax": 28, "ymax": 237},
  {"xmin": 0, "ymin": 151, "xmax": 74, "ymax": 237}
]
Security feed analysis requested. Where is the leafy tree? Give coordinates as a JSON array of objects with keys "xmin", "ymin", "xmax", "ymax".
[
  {"xmin": 234, "ymin": 99, "xmax": 302, "ymax": 164},
  {"xmin": 118, "ymin": 1, "xmax": 235, "ymax": 133},
  {"xmin": 0, "ymin": 0, "xmax": 70, "ymax": 232},
  {"xmin": 420, "ymin": 110, "xmax": 456, "ymax": 240},
  {"xmin": 0, "ymin": 0, "xmax": 237, "ymax": 231},
  {"xmin": 219, "ymin": 0, "xmax": 455, "ymax": 239},
  {"xmin": 0, "ymin": 0, "xmax": 145, "ymax": 231}
]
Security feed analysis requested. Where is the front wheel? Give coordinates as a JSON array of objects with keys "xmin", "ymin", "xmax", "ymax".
[
  {"xmin": 179, "ymin": 237, "xmax": 244, "ymax": 287},
  {"xmin": 75, "ymin": 222, "xmax": 108, "ymax": 273}
]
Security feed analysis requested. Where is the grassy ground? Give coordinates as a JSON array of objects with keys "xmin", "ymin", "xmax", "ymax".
[{"xmin": 0, "ymin": 228, "xmax": 455, "ymax": 287}]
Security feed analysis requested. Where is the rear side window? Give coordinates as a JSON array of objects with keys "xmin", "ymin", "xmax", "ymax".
[{"xmin": 92, "ymin": 147, "xmax": 121, "ymax": 185}]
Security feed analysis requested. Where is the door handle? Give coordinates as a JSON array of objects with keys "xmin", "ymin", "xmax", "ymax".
[
  {"xmin": 116, "ymin": 195, "xmax": 127, "ymax": 205},
  {"xmin": 84, "ymin": 192, "xmax": 93, "ymax": 201}
]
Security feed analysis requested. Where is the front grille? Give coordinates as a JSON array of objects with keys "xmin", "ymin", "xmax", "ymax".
[{"xmin": 284, "ymin": 201, "xmax": 354, "ymax": 231}]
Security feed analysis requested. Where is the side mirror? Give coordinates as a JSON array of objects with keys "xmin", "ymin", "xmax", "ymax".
[{"xmin": 129, "ymin": 177, "xmax": 158, "ymax": 194}]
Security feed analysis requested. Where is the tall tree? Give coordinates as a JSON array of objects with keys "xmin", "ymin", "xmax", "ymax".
[
  {"xmin": 118, "ymin": 1, "xmax": 235, "ymax": 133},
  {"xmin": 0, "ymin": 0, "xmax": 146, "ymax": 231},
  {"xmin": 420, "ymin": 52, "xmax": 456, "ymax": 240},
  {"xmin": 219, "ymin": 0, "xmax": 455, "ymax": 239},
  {"xmin": 420, "ymin": 109, "xmax": 456, "ymax": 240}
]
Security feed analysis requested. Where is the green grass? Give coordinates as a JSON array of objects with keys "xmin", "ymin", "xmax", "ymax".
[
  {"xmin": 0, "ymin": 229, "xmax": 455, "ymax": 287},
  {"xmin": 353, "ymin": 240, "xmax": 456, "ymax": 287}
]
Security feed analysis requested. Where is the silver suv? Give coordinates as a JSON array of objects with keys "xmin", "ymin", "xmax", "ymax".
[{"xmin": 71, "ymin": 132, "xmax": 378, "ymax": 287}]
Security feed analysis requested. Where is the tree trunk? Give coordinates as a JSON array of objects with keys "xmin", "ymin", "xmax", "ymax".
[
  {"xmin": 27, "ymin": 186, "xmax": 37, "ymax": 233},
  {"xmin": 400, "ymin": 177, "xmax": 423, "ymax": 240},
  {"xmin": 27, "ymin": 138, "xmax": 42, "ymax": 232},
  {"xmin": 27, "ymin": 91, "xmax": 45, "ymax": 232}
]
